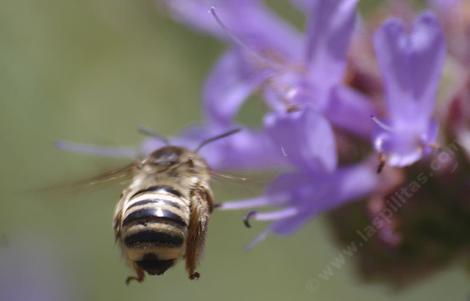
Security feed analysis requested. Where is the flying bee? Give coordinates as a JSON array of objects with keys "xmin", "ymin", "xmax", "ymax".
[{"xmin": 72, "ymin": 128, "xmax": 240, "ymax": 284}]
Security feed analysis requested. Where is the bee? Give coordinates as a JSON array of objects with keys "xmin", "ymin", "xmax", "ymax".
[{"xmin": 77, "ymin": 128, "xmax": 240, "ymax": 284}]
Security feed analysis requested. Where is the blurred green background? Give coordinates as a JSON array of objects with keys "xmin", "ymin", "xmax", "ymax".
[{"xmin": 0, "ymin": 0, "xmax": 468, "ymax": 300}]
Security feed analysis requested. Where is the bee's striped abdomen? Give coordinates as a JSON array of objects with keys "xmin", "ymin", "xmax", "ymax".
[
  {"xmin": 121, "ymin": 185, "xmax": 189, "ymax": 275},
  {"xmin": 122, "ymin": 208, "xmax": 187, "ymax": 229}
]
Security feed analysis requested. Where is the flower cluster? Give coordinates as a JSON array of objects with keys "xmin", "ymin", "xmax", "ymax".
[
  {"xmin": 146, "ymin": 0, "xmax": 451, "ymax": 247},
  {"xmin": 61, "ymin": 0, "xmax": 470, "ymax": 259}
]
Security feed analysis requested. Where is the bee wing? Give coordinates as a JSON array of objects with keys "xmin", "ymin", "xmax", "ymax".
[
  {"xmin": 37, "ymin": 163, "xmax": 136, "ymax": 195},
  {"xmin": 210, "ymin": 170, "xmax": 275, "ymax": 196},
  {"xmin": 71, "ymin": 163, "xmax": 136, "ymax": 187}
]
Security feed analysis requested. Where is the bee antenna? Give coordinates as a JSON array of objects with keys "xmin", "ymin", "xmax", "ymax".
[
  {"xmin": 194, "ymin": 128, "xmax": 241, "ymax": 153},
  {"xmin": 137, "ymin": 126, "xmax": 170, "ymax": 145}
]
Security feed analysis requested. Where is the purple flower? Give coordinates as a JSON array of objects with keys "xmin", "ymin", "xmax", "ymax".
[
  {"xmin": 221, "ymin": 162, "xmax": 378, "ymax": 247},
  {"xmin": 163, "ymin": 0, "xmax": 376, "ymax": 137},
  {"xmin": 160, "ymin": 0, "xmax": 301, "ymax": 58},
  {"xmin": 264, "ymin": 108, "xmax": 337, "ymax": 172},
  {"xmin": 57, "ymin": 0, "xmax": 470, "ymax": 282},
  {"xmin": 372, "ymin": 12, "xmax": 446, "ymax": 167},
  {"xmin": 262, "ymin": 0, "xmax": 377, "ymax": 139},
  {"xmin": 130, "ymin": 1, "xmax": 379, "ymax": 177}
]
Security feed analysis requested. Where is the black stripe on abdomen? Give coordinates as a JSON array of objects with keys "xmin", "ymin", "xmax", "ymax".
[
  {"xmin": 130, "ymin": 185, "xmax": 183, "ymax": 199},
  {"xmin": 137, "ymin": 254, "xmax": 176, "ymax": 276},
  {"xmin": 124, "ymin": 230, "xmax": 183, "ymax": 248},
  {"xmin": 123, "ymin": 208, "xmax": 187, "ymax": 228},
  {"xmin": 127, "ymin": 198, "xmax": 182, "ymax": 211}
]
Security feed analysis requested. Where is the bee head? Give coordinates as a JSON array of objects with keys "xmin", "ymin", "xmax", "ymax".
[
  {"xmin": 141, "ymin": 128, "xmax": 240, "ymax": 170},
  {"xmin": 147, "ymin": 146, "xmax": 185, "ymax": 167},
  {"xmin": 147, "ymin": 146, "xmax": 207, "ymax": 170}
]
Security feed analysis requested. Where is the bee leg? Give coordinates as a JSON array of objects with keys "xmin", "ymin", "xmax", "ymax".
[
  {"xmin": 185, "ymin": 188, "xmax": 210, "ymax": 280},
  {"xmin": 212, "ymin": 202, "xmax": 222, "ymax": 209},
  {"xmin": 125, "ymin": 266, "xmax": 145, "ymax": 285},
  {"xmin": 189, "ymin": 272, "xmax": 200, "ymax": 280}
]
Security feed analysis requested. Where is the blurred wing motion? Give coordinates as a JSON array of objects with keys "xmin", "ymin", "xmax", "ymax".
[
  {"xmin": 36, "ymin": 163, "xmax": 136, "ymax": 196},
  {"xmin": 70, "ymin": 163, "xmax": 136, "ymax": 186},
  {"xmin": 210, "ymin": 170, "xmax": 275, "ymax": 195}
]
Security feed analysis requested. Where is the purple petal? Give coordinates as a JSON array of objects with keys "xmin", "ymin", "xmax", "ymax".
[
  {"xmin": 219, "ymin": 196, "xmax": 272, "ymax": 210},
  {"xmin": 246, "ymin": 228, "xmax": 271, "ymax": 250},
  {"xmin": 264, "ymin": 109, "xmax": 337, "ymax": 172},
  {"xmin": 374, "ymin": 131, "xmax": 424, "ymax": 167},
  {"xmin": 201, "ymin": 127, "xmax": 286, "ymax": 170},
  {"xmin": 261, "ymin": 173, "xmax": 324, "ymax": 235},
  {"xmin": 373, "ymin": 12, "xmax": 445, "ymax": 126},
  {"xmin": 410, "ymin": 13, "xmax": 446, "ymax": 116},
  {"xmin": 270, "ymin": 209, "xmax": 312, "ymax": 235},
  {"xmin": 304, "ymin": 0, "xmax": 359, "ymax": 86},
  {"xmin": 203, "ymin": 50, "xmax": 269, "ymax": 126},
  {"xmin": 374, "ymin": 119, "xmax": 439, "ymax": 167},
  {"xmin": 373, "ymin": 12, "xmax": 445, "ymax": 166},
  {"xmin": 268, "ymin": 163, "xmax": 378, "ymax": 235},
  {"xmin": 254, "ymin": 207, "xmax": 299, "ymax": 221},
  {"xmin": 325, "ymin": 85, "xmax": 377, "ymax": 137},
  {"xmin": 159, "ymin": 0, "xmax": 233, "ymax": 37},
  {"xmin": 221, "ymin": 163, "xmax": 378, "ymax": 242},
  {"xmin": 160, "ymin": 0, "xmax": 302, "ymax": 59},
  {"xmin": 263, "ymin": 72, "xmax": 318, "ymax": 112},
  {"xmin": 327, "ymin": 163, "xmax": 378, "ymax": 202}
]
